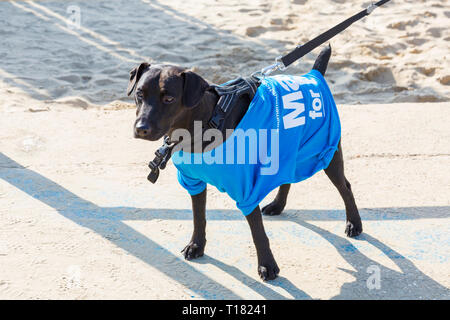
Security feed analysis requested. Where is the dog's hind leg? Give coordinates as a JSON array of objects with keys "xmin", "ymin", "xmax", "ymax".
[
  {"xmin": 182, "ymin": 189, "xmax": 207, "ymax": 259},
  {"xmin": 262, "ymin": 184, "xmax": 291, "ymax": 216},
  {"xmin": 312, "ymin": 44, "xmax": 332, "ymax": 76},
  {"xmin": 324, "ymin": 141, "xmax": 363, "ymax": 237}
]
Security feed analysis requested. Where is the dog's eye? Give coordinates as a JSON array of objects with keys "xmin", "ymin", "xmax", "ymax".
[{"xmin": 162, "ymin": 95, "xmax": 175, "ymax": 104}]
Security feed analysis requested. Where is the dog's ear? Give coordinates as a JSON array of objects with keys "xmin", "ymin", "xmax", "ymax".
[
  {"xmin": 127, "ymin": 62, "xmax": 150, "ymax": 96},
  {"xmin": 181, "ymin": 71, "xmax": 209, "ymax": 108}
]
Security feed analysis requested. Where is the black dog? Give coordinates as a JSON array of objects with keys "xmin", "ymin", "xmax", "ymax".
[{"xmin": 127, "ymin": 46, "xmax": 362, "ymax": 281}]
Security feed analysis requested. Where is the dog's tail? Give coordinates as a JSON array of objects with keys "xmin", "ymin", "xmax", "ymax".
[{"xmin": 312, "ymin": 44, "xmax": 332, "ymax": 76}]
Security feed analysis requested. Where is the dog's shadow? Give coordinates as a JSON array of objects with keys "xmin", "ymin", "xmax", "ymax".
[
  {"xmin": 194, "ymin": 255, "xmax": 311, "ymax": 299},
  {"xmin": 1, "ymin": 152, "xmax": 449, "ymax": 299},
  {"xmin": 277, "ymin": 217, "xmax": 450, "ymax": 299}
]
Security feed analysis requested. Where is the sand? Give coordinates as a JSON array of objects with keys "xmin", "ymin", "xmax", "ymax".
[
  {"xmin": 1, "ymin": 102, "xmax": 449, "ymax": 299},
  {"xmin": 1, "ymin": 0, "xmax": 449, "ymax": 107},
  {"xmin": 0, "ymin": 0, "xmax": 449, "ymax": 299}
]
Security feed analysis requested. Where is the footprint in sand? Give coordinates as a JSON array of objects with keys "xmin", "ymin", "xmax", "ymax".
[
  {"xmin": 416, "ymin": 94, "xmax": 441, "ymax": 103},
  {"xmin": 359, "ymin": 66, "xmax": 396, "ymax": 84},
  {"xmin": 245, "ymin": 26, "xmax": 267, "ymax": 37},
  {"xmin": 270, "ymin": 18, "xmax": 283, "ymax": 25},
  {"xmin": 238, "ymin": 8, "xmax": 253, "ymax": 13},
  {"xmin": 426, "ymin": 28, "xmax": 444, "ymax": 38},
  {"xmin": 406, "ymin": 38, "xmax": 428, "ymax": 46},
  {"xmin": 330, "ymin": 60, "xmax": 354, "ymax": 69},
  {"xmin": 238, "ymin": 8, "xmax": 264, "ymax": 17},
  {"xmin": 51, "ymin": 97, "xmax": 91, "ymax": 109},
  {"xmin": 415, "ymin": 67, "xmax": 436, "ymax": 77},
  {"xmin": 388, "ymin": 20, "xmax": 419, "ymax": 31},
  {"xmin": 292, "ymin": 0, "xmax": 308, "ymax": 4},
  {"xmin": 423, "ymin": 11, "xmax": 437, "ymax": 18},
  {"xmin": 410, "ymin": 48, "xmax": 422, "ymax": 54},
  {"xmin": 438, "ymin": 75, "xmax": 450, "ymax": 86},
  {"xmin": 57, "ymin": 75, "xmax": 80, "ymax": 84}
]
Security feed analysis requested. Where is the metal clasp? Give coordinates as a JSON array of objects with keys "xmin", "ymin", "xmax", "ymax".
[
  {"xmin": 367, "ymin": 3, "xmax": 377, "ymax": 14},
  {"xmin": 255, "ymin": 55, "xmax": 287, "ymax": 78}
]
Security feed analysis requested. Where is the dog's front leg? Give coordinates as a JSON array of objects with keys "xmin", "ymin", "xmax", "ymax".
[
  {"xmin": 182, "ymin": 189, "xmax": 207, "ymax": 260},
  {"xmin": 246, "ymin": 206, "xmax": 280, "ymax": 281}
]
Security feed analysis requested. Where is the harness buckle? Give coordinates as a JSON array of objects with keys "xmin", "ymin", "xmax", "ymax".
[
  {"xmin": 147, "ymin": 136, "xmax": 175, "ymax": 183},
  {"xmin": 208, "ymin": 113, "xmax": 223, "ymax": 129},
  {"xmin": 147, "ymin": 167, "xmax": 160, "ymax": 183}
]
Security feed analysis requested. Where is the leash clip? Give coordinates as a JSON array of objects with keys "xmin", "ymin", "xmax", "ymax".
[
  {"xmin": 259, "ymin": 56, "xmax": 287, "ymax": 77},
  {"xmin": 367, "ymin": 3, "xmax": 377, "ymax": 14}
]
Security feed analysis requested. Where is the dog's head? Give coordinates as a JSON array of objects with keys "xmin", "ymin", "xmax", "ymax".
[{"xmin": 127, "ymin": 63, "xmax": 210, "ymax": 141}]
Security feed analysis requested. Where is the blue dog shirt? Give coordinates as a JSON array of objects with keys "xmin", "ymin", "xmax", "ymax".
[{"xmin": 172, "ymin": 69, "xmax": 341, "ymax": 215}]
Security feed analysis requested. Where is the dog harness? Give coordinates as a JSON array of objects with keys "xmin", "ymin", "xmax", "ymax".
[
  {"xmin": 146, "ymin": 76, "xmax": 260, "ymax": 183},
  {"xmin": 208, "ymin": 76, "xmax": 260, "ymax": 130},
  {"xmin": 172, "ymin": 70, "xmax": 341, "ymax": 215}
]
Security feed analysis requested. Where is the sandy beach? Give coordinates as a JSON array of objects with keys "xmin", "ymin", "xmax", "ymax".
[
  {"xmin": 1, "ymin": 0, "xmax": 449, "ymax": 108},
  {"xmin": 1, "ymin": 0, "xmax": 449, "ymax": 299}
]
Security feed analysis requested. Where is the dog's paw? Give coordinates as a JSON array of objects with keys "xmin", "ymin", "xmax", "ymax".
[
  {"xmin": 262, "ymin": 201, "xmax": 285, "ymax": 216},
  {"xmin": 181, "ymin": 240, "xmax": 206, "ymax": 260},
  {"xmin": 345, "ymin": 220, "xmax": 363, "ymax": 237},
  {"xmin": 258, "ymin": 259, "xmax": 280, "ymax": 281}
]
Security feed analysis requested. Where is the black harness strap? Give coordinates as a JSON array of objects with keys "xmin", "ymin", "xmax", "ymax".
[
  {"xmin": 280, "ymin": 0, "xmax": 392, "ymax": 68},
  {"xmin": 208, "ymin": 76, "xmax": 260, "ymax": 130}
]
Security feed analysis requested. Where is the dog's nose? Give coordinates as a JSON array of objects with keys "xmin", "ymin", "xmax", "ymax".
[{"xmin": 135, "ymin": 123, "xmax": 150, "ymax": 137}]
